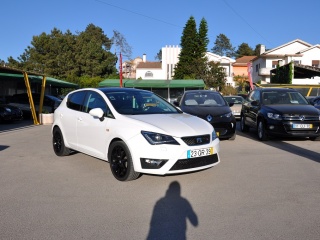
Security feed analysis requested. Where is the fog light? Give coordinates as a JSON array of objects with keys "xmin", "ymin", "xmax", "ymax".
[
  {"xmin": 269, "ymin": 125, "xmax": 275, "ymax": 130},
  {"xmin": 140, "ymin": 158, "xmax": 168, "ymax": 169}
]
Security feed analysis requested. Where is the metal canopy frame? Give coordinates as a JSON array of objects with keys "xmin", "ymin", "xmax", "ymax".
[{"xmin": 1, "ymin": 66, "xmax": 78, "ymax": 124}]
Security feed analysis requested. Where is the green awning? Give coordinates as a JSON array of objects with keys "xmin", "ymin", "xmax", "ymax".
[
  {"xmin": 98, "ymin": 79, "xmax": 124, "ymax": 87},
  {"xmin": 98, "ymin": 79, "xmax": 205, "ymax": 88},
  {"xmin": 0, "ymin": 72, "xmax": 78, "ymax": 88}
]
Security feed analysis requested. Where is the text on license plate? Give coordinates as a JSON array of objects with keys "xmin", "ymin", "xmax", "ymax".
[
  {"xmin": 187, "ymin": 147, "xmax": 213, "ymax": 158},
  {"xmin": 292, "ymin": 124, "xmax": 313, "ymax": 129}
]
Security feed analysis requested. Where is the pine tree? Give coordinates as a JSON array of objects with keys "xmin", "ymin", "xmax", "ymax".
[
  {"xmin": 174, "ymin": 16, "xmax": 209, "ymax": 79},
  {"xmin": 235, "ymin": 43, "xmax": 254, "ymax": 58},
  {"xmin": 211, "ymin": 34, "xmax": 235, "ymax": 58}
]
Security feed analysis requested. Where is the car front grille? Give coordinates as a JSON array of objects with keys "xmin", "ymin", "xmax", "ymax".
[
  {"xmin": 169, "ymin": 154, "xmax": 218, "ymax": 171},
  {"xmin": 181, "ymin": 134, "xmax": 210, "ymax": 146},
  {"xmin": 282, "ymin": 114, "xmax": 319, "ymax": 121}
]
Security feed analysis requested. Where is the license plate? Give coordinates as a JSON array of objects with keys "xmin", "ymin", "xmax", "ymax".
[
  {"xmin": 187, "ymin": 147, "xmax": 213, "ymax": 158},
  {"xmin": 292, "ymin": 124, "xmax": 313, "ymax": 129}
]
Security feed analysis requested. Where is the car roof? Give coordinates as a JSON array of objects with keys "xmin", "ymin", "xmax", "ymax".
[
  {"xmin": 183, "ymin": 90, "xmax": 219, "ymax": 94},
  {"xmin": 98, "ymin": 87, "xmax": 152, "ymax": 94},
  {"xmin": 258, "ymin": 88, "xmax": 299, "ymax": 92},
  {"xmin": 224, "ymin": 95, "xmax": 243, "ymax": 98}
]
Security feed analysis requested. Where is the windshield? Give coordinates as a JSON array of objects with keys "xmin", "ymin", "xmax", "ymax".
[
  {"xmin": 224, "ymin": 96, "xmax": 244, "ymax": 104},
  {"xmin": 104, "ymin": 91, "xmax": 179, "ymax": 115},
  {"xmin": 262, "ymin": 91, "xmax": 309, "ymax": 105},
  {"xmin": 184, "ymin": 92, "xmax": 227, "ymax": 106}
]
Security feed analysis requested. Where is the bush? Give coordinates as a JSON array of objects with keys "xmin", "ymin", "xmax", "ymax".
[{"xmin": 221, "ymin": 86, "xmax": 237, "ymax": 95}]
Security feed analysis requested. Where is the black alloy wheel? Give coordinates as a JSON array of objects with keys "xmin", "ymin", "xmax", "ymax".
[
  {"xmin": 52, "ymin": 127, "xmax": 70, "ymax": 156},
  {"xmin": 108, "ymin": 141, "xmax": 140, "ymax": 181}
]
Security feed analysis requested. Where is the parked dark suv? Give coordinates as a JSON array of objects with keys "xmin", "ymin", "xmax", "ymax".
[{"xmin": 240, "ymin": 88, "xmax": 320, "ymax": 141}]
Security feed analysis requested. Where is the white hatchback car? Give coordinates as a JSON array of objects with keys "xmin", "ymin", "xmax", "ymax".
[{"xmin": 52, "ymin": 88, "xmax": 220, "ymax": 181}]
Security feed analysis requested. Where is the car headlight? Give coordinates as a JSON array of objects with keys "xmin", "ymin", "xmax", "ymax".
[
  {"xmin": 267, "ymin": 112, "xmax": 282, "ymax": 120},
  {"xmin": 5, "ymin": 107, "xmax": 11, "ymax": 112},
  {"xmin": 141, "ymin": 131, "xmax": 180, "ymax": 145},
  {"xmin": 221, "ymin": 112, "xmax": 232, "ymax": 118},
  {"xmin": 212, "ymin": 130, "xmax": 217, "ymax": 141}
]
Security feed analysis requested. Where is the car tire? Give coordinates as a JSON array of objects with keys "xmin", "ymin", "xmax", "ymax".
[
  {"xmin": 240, "ymin": 115, "xmax": 249, "ymax": 132},
  {"xmin": 108, "ymin": 141, "xmax": 140, "ymax": 181},
  {"xmin": 257, "ymin": 120, "xmax": 268, "ymax": 141},
  {"xmin": 52, "ymin": 127, "xmax": 71, "ymax": 156},
  {"xmin": 309, "ymin": 136, "xmax": 320, "ymax": 141}
]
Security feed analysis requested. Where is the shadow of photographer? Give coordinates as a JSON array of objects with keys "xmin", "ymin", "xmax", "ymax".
[{"xmin": 147, "ymin": 181, "xmax": 198, "ymax": 240}]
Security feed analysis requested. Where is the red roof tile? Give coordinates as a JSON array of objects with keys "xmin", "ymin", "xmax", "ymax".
[
  {"xmin": 136, "ymin": 62, "xmax": 162, "ymax": 69},
  {"xmin": 233, "ymin": 56, "xmax": 256, "ymax": 66}
]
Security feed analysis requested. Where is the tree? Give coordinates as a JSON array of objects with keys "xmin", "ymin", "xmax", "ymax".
[
  {"xmin": 254, "ymin": 44, "xmax": 262, "ymax": 56},
  {"xmin": 174, "ymin": 16, "xmax": 198, "ymax": 79},
  {"xmin": 174, "ymin": 16, "xmax": 209, "ymax": 79},
  {"xmin": 233, "ymin": 74, "xmax": 249, "ymax": 93},
  {"xmin": 111, "ymin": 30, "xmax": 132, "ymax": 59},
  {"xmin": 74, "ymin": 24, "xmax": 117, "ymax": 78},
  {"xmin": 235, "ymin": 43, "xmax": 254, "ymax": 58},
  {"xmin": 155, "ymin": 49, "xmax": 162, "ymax": 61},
  {"xmin": 6, "ymin": 24, "xmax": 118, "ymax": 82},
  {"xmin": 195, "ymin": 18, "xmax": 209, "ymax": 76},
  {"xmin": 202, "ymin": 61, "xmax": 226, "ymax": 90},
  {"xmin": 211, "ymin": 33, "xmax": 235, "ymax": 58},
  {"xmin": 197, "ymin": 18, "xmax": 209, "ymax": 56}
]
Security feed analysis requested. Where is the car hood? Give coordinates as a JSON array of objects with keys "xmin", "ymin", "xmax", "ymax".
[
  {"xmin": 264, "ymin": 104, "xmax": 320, "ymax": 115},
  {"xmin": 126, "ymin": 113, "xmax": 213, "ymax": 137},
  {"xmin": 181, "ymin": 105, "xmax": 231, "ymax": 117}
]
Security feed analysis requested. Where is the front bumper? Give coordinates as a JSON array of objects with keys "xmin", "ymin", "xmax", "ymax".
[
  {"xmin": 127, "ymin": 135, "xmax": 221, "ymax": 175},
  {"xmin": 212, "ymin": 121, "xmax": 236, "ymax": 139},
  {"xmin": 265, "ymin": 120, "xmax": 320, "ymax": 138}
]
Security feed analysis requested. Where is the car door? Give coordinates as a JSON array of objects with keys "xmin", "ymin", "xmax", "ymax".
[
  {"xmin": 244, "ymin": 90, "xmax": 261, "ymax": 127},
  {"xmin": 76, "ymin": 90, "xmax": 113, "ymax": 159},
  {"xmin": 62, "ymin": 90, "xmax": 87, "ymax": 149}
]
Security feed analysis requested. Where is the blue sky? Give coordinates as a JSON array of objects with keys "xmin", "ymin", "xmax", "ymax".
[{"xmin": 1, "ymin": 0, "xmax": 319, "ymax": 63}]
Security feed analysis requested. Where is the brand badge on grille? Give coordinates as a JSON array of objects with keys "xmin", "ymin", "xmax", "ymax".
[
  {"xmin": 196, "ymin": 138, "xmax": 202, "ymax": 143},
  {"xmin": 206, "ymin": 114, "xmax": 213, "ymax": 122},
  {"xmin": 299, "ymin": 115, "xmax": 305, "ymax": 121}
]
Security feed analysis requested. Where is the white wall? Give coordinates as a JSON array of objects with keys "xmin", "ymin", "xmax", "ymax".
[
  {"xmin": 136, "ymin": 69, "xmax": 163, "ymax": 79},
  {"xmin": 162, "ymin": 45, "xmax": 180, "ymax": 80}
]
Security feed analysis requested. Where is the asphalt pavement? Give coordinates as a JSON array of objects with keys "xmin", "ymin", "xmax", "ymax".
[{"xmin": 0, "ymin": 122, "xmax": 319, "ymax": 240}]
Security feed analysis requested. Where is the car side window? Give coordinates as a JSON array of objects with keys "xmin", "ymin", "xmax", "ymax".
[
  {"xmin": 254, "ymin": 91, "xmax": 261, "ymax": 102},
  {"xmin": 83, "ymin": 91, "xmax": 114, "ymax": 118},
  {"xmin": 67, "ymin": 91, "xmax": 87, "ymax": 111}
]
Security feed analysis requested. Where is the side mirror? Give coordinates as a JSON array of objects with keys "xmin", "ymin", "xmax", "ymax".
[
  {"xmin": 229, "ymin": 102, "xmax": 234, "ymax": 107},
  {"xmin": 89, "ymin": 108, "xmax": 104, "ymax": 121}
]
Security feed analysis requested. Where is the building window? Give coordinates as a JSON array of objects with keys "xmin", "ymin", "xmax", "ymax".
[
  {"xmin": 145, "ymin": 71, "xmax": 153, "ymax": 77},
  {"xmin": 272, "ymin": 61, "xmax": 278, "ymax": 68},
  {"xmin": 255, "ymin": 64, "xmax": 260, "ymax": 72},
  {"xmin": 294, "ymin": 60, "xmax": 301, "ymax": 64},
  {"xmin": 312, "ymin": 60, "xmax": 319, "ymax": 67}
]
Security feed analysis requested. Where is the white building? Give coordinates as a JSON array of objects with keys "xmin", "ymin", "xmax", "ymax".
[
  {"xmin": 206, "ymin": 52, "xmax": 235, "ymax": 86},
  {"xmin": 135, "ymin": 45, "xmax": 236, "ymax": 86},
  {"xmin": 251, "ymin": 39, "xmax": 320, "ymax": 84},
  {"xmin": 135, "ymin": 45, "xmax": 181, "ymax": 80}
]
